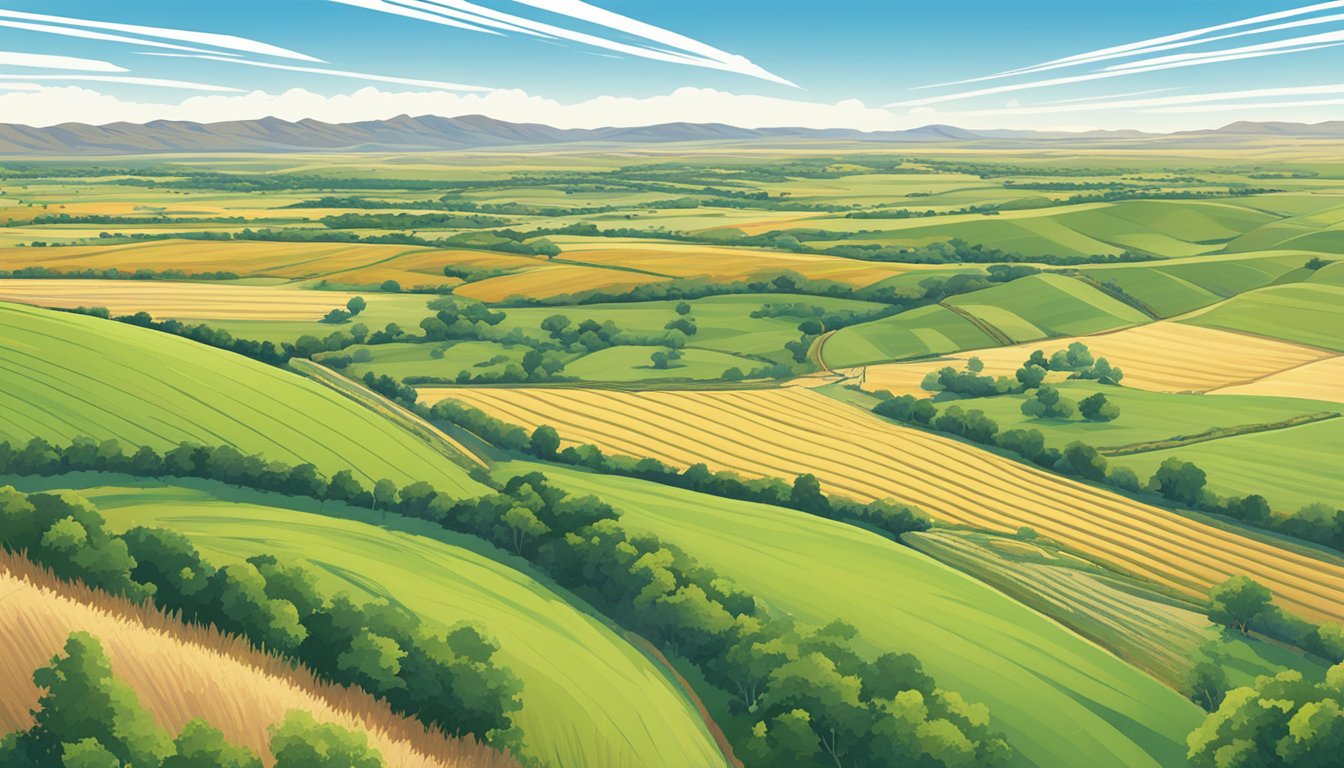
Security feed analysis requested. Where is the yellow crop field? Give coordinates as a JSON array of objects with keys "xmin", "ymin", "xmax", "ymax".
[
  {"xmin": 861, "ymin": 321, "xmax": 1331, "ymax": 395},
  {"xmin": 434, "ymin": 385, "xmax": 1344, "ymax": 625},
  {"xmin": 1211, "ymin": 355, "xmax": 1344, "ymax": 403},
  {"xmin": 454, "ymin": 264, "xmax": 666, "ymax": 301},
  {"xmin": 0, "ymin": 279, "xmax": 361, "ymax": 320},
  {"xmin": 0, "ymin": 553, "xmax": 511, "ymax": 768},
  {"xmin": 560, "ymin": 241, "xmax": 923, "ymax": 286}
]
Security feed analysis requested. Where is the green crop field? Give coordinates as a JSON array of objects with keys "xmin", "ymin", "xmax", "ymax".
[
  {"xmin": 1110, "ymin": 417, "xmax": 1344, "ymax": 512},
  {"xmin": 822, "ymin": 304, "xmax": 997, "ymax": 367},
  {"xmin": 562, "ymin": 345, "xmax": 757, "ymax": 381},
  {"xmin": 17, "ymin": 475, "xmax": 727, "ymax": 768},
  {"xmin": 0, "ymin": 302, "xmax": 483, "ymax": 492},
  {"xmin": 507, "ymin": 461, "xmax": 1204, "ymax": 768},
  {"xmin": 1184, "ymin": 283, "xmax": 1344, "ymax": 351},
  {"xmin": 944, "ymin": 273, "xmax": 1149, "ymax": 342}
]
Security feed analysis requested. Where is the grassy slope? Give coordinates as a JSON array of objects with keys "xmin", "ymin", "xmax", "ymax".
[
  {"xmin": 945, "ymin": 274, "xmax": 1149, "ymax": 342},
  {"xmin": 21, "ymin": 474, "xmax": 728, "ymax": 768},
  {"xmin": 500, "ymin": 461, "xmax": 1204, "ymax": 768},
  {"xmin": 1109, "ymin": 417, "xmax": 1344, "ymax": 512},
  {"xmin": 0, "ymin": 302, "xmax": 483, "ymax": 493},
  {"xmin": 318, "ymin": 341, "xmax": 529, "ymax": 381},
  {"xmin": 822, "ymin": 304, "xmax": 996, "ymax": 367},
  {"xmin": 1183, "ymin": 283, "xmax": 1344, "ymax": 351}
]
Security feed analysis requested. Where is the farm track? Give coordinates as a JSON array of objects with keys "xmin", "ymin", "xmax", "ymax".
[{"xmin": 437, "ymin": 386, "xmax": 1344, "ymax": 625}]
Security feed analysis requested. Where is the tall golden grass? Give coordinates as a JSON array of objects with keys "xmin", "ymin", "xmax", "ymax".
[{"xmin": 0, "ymin": 551, "xmax": 519, "ymax": 768}]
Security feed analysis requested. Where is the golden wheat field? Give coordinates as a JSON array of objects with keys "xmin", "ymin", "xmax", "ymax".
[
  {"xmin": 432, "ymin": 385, "xmax": 1344, "ymax": 625},
  {"xmin": 1210, "ymin": 355, "xmax": 1344, "ymax": 403},
  {"xmin": 859, "ymin": 321, "xmax": 1331, "ymax": 395},
  {"xmin": 0, "ymin": 279, "xmax": 363, "ymax": 320},
  {"xmin": 0, "ymin": 240, "xmax": 476, "ymax": 286},
  {"xmin": 558, "ymin": 242, "xmax": 924, "ymax": 286},
  {"xmin": 453, "ymin": 263, "xmax": 667, "ymax": 302},
  {"xmin": 0, "ymin": 554, "xmax": 515, "ymax": 768}
]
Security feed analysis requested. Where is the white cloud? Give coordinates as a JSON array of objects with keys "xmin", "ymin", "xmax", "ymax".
[
  {"xmin": 0, "ymin": 74, "xmax": 239, "ymax": 92},
  {"xmin": 0, "ymin": 50, "xmax": 125, "ymax": 72},
  {"xmin": 0, "ymin": 85, "xmax": 910, "ymax": 130},
  {"xmin": 331, "ymin": 0, "xmax": 795, "ymax": 85},
  {"xmin": 0, "ymin": 9, "xmax": 320, "ymax": 62}
]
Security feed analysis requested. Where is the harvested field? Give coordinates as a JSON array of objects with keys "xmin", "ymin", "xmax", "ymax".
[
  {"xmin": 1211, "ymin": 355, "xmax": 1344, "ymax": 403},
  {"xmin": 558, "ymin": 243, "xmax": 924, "ymax": 286},
  {"xmin": 859, "ymin": 321, "xmax": 1331, "ymax": 395},
  {"xmin": 0, "ymin": 552, "xmax": 512, "ymax": 768},
  {"xmin": 454, "ymin": 264, "xmax": 666, "ymax": 302},
  {"xmin": 0, "ymin": 279, "xmax": 360, "ymax": 320},
  {"xmin": 434, "ymin": 385, "xmax": 1344, "ymax": 625}
]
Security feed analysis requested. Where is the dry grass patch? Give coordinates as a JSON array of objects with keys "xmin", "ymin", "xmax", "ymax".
[
  {"xmin": 1210, "ymin": 355, "xmax": 1344, "ymax": 404},
  {"xmin": 0, "ymin": 552, "xmax": 514, "ymax": 768},
  {"xmin": 435, "ymin": 385, "xmax": 1344, "ymax": 625},
  {"xmin": 861, "ymin": 321, "xmax": 1331, "ymax": 396}
]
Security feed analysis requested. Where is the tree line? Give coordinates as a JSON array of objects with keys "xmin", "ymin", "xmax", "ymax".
[{"xmin": 0, "ymin": 477, "xmax": 523, "ymax": 751}]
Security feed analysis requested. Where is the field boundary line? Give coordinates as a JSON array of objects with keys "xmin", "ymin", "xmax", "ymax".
[
  {"xmin": 1206, "ymin": 353, "xmax": 1344, "ymax": 394},
  {"xmin": 289, "ymin": 359, "xmax": 490, "ymax": 468},
  {"xmin": 939, "ymin": 301, "xmax": 1015, "ymax": 346},
  {"xmin": 1096, "ymin": 411, "xmax": 1342, "ymax": 456},
  {"xmin": 623, "ymin": 631, "xmax": 742, "ymax": 768}
]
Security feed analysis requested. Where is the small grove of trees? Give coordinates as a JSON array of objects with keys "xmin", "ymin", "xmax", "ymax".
[
  {"xmin": 1188, "ymin": 662, "xmax": 1344, "ymax": 768},
  {"xmin": 0, "ymin": 481, "xmax": 523, "ymax": 750},
  {"xmin": 650, "ymin": 348, "xmax": 683, "ymax": 370},
  {"xmin": 0, "ymin": 631, "xmax": 383, "ymax": 768}
]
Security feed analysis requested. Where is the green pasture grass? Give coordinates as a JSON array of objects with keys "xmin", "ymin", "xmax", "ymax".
[
  {"xmin": 821, "ymin": 304, "xmax": 997, "ymax": 367},
  {"xmin": 562, "ymin": 345, "xmax": 756, "ymax": 381},
  {"xmin": 945, "ymin": 273, "xmax": 1148, "ymax": 341},
  {"xmin": 210, "ymin": 293, "xmax": 439, "ymax": 343},
  {"xmin": 494, "ymin": 293, "xmax": 884, "ymax": 360},
  {"xmin": 315, "ymin": 340, "xmax": 529, "ymax": 381},
  {"xmin": 1110, "ymin": 417, "xmax": 1344, "ymax": 513},
  {"xmin": 949, "ymin": 382, "xmax": 1335, "ymax": 456},
  {"xmin": 502, "ymin": 461, "xmax": 1204, "ymax": 768},
  {"xmin": 1184, "ymin": 283, "xmax": 1344, "ymax": 351},
  {"xmin": 20, "ymin": 475, "xmax": 727, "ymax": 768},
  {"xmin": 0, "ymin": 302, "xmax": 483, "ymax": 492}
]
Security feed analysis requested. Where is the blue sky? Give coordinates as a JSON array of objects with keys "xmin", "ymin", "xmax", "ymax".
[{"xmin": 1, "ymin": 1, "xmax": 1342, "ymax": 130}]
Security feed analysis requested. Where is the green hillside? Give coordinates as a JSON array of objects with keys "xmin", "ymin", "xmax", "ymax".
[
  {"xmin": 504, "ymin": 462, "xmax": 1205, "ymax": 768},
  {"xmin": 944, "ymin": 273, "xmax": 1149, "ymax": 342},
  {"xmin": 822, "ymin": 304, "xmax": 996, "ymax": 367},
  {"xmin": 32, "ymin": 475, "xmax": 729, "ymax": 768},
  {"xmin": 1184, "ymin": 283, "xmax": 1344, "ymax": 351},
  {"xmin": 0, "ymin": 302, "xmax": 484, "ymax": 492}
]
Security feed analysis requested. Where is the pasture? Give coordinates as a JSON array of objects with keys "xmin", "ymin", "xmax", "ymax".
[
  {"xmin": 0, "ymin": 302, "xmax": 484, "ymax": 492},
  {"xmin": 437, "ymin": 385, "xmax": 1344, "ymax": 625},
  {"xmin": 508, "ymin": 462, "xmax": 1204, "ymax": 768}
]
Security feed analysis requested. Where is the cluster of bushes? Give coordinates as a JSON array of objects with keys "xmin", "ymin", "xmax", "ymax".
[
  {"xmin": 0, "ymin": 265, "xmax": 239, "ymax": 280},
  {"xmin": 286, "ymin": 195, "xmax": 618, "ymax": 217},
  {"xmin": 0, "ymin": 434, "xmax": 999, "ymax": 767},
  {"xmin": 1, "ymin": 632, "xmax": 384, "ymax": 768},
  {"xmin": 0, "ymin": 478, "xmax": 523, "ymax": 747},
  {"xmin": 320, "ymin": 295, "xmax": 367, "ymax": 324},
  {"xmin": 749, "ymin": 301, "xmax": 896, "ymax": 334}
]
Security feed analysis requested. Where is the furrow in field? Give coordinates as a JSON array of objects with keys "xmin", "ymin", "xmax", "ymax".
[{"xmin": 446, "ymin": 386, "xmax": 1344, "ymax": 624}]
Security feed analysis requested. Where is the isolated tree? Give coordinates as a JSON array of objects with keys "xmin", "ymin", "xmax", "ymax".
[
  {"xmin": 1148, "ymin": 457, "xmax": 1207, "ymax": 506},
  {"xmin": 1207, "ymin": 576, "xmax": 1275, "ymax": 634},
  {"xmin": 345, "ymin": 296, "xmax": 367, "ymax": 316},
  {"xmin": 1078, "ymin": 392, "xmax": 1120, "ymax": 421},
  {"xmin": 379, "ymin": 279, "xmax": 401, "ymax": 293},
  {"xmin": 320, "ymin": 308, "xmax": 350, "ymax": 324},
  {"xmin": 790, "ymin": 474, "xmax": 830, "ymax": 516},
  {"xmin": 529, "ymin": 425, "xmax": 561, "ymax": 460},
  {"xmin": 1186, "ymin": 658, "xmax": 1229, "ymax": 712},
  {"xmin": 966, "ymin": 356, "xmax": 984, "ymax": 373},
  {"xmin": 1015, "ymin": 364, "xmax": 1046, "ymax": 389},
  {"xmin": 675, "ymin": 301, "xmax": 692, "ymax": 316}
]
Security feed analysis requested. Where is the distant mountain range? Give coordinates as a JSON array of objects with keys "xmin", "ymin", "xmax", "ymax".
[{"xmin": 1, "ymin": 114, "xmax": 1343, "ymax": 155}]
